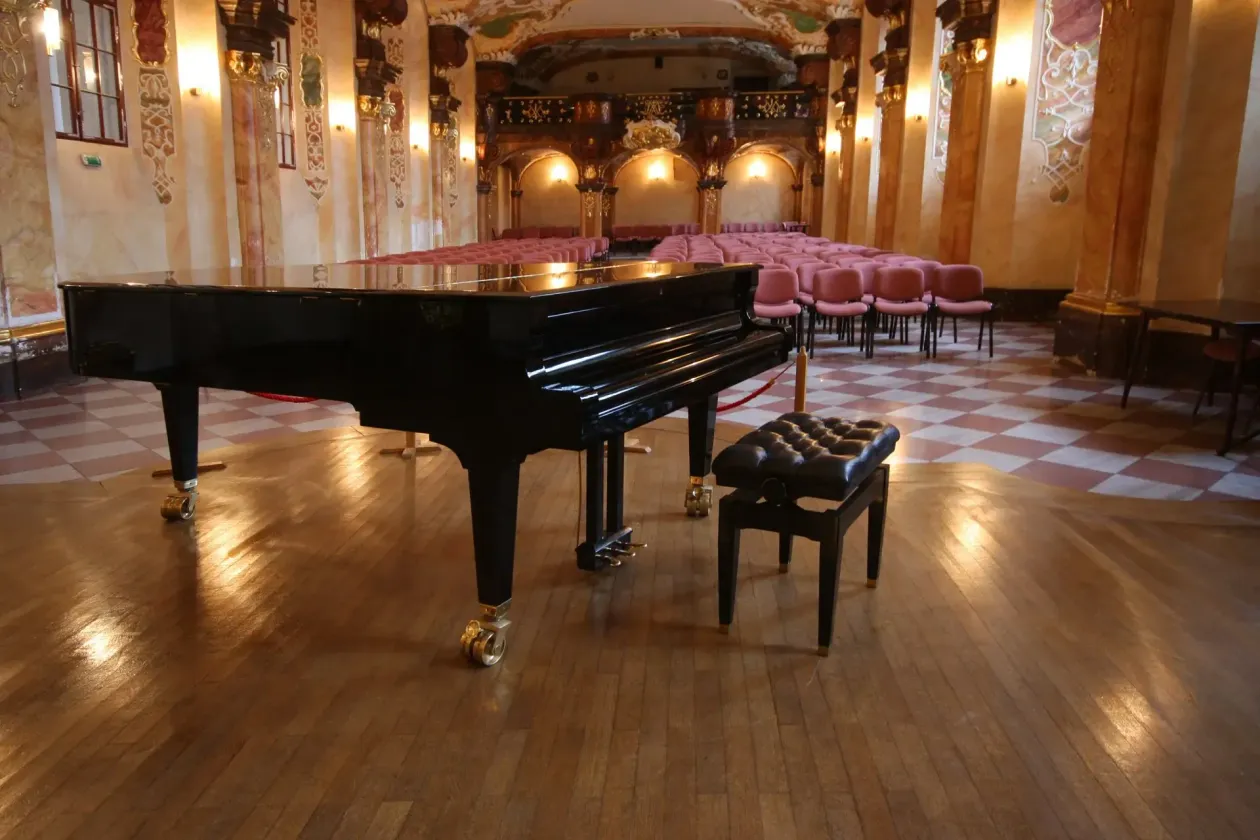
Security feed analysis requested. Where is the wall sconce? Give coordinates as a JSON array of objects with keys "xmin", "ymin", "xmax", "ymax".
[
  {"xmin": 856, "ymin": 116, "xmax": 873, "ymax": 142},
  {"xmin": 748, "ymin": 159, "xmax": 767, "ymax": 180},
  {"xmin": 329, "ymin": 100, "xmax": 356, "ymax": 132},
  {"xmin": 40, "ymin": 2, "xmax": 60, "ymax": 55},
  {"xmin": 825, "ymin": 131, "xmax": 841, "ymax": 156},
  {"xmin": 177, "ymin": 43, "xmax": 222, "ymax": 99},
  {"xmin": 410, "ymin": 120, "xmax": 429, "ymax": 152},
  {"xmin": 993, "ymin": 33, "xmax": 1031, "ymax": 88},
  {"xmin": 907, "ymin": 87, "xmax": 930, "ymax": 123},
  {"xmin": 460, "ymin": 138, "xmax": 476, "ymax": 162},
  {"xmin": 551, "ymin": 161, "xmax": 569, "ymax": 182},
  {"xmin": 647, "ymin": 159, "xmax": 668, "ymax": 181}
]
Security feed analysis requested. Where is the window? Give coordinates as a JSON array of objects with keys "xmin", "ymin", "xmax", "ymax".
[
  {"xmin": 48, "ymin": 0, "xmax": 127, "ymax": 145},
  {"xmin": 273, "ymin": 0, "xmax": 296, "ymax": 168}
]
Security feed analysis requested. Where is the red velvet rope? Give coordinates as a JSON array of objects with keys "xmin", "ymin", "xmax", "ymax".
[
  {"xmin": 716, "ymin": 361, "xmax": 795, "ymax": 413},
  {"xmin": 248, "ymin": 393, "xmax": 319, "ymax": 403}
]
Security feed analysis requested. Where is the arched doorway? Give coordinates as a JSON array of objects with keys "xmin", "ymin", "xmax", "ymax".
[{"xmin": 611, "ymin": 151, "xmax": 700, "ymax": 226}]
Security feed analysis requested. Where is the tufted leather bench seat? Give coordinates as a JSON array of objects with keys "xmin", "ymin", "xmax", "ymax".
[{"xmin": 711, "ymin": 412, "xmax": 899, "ymax": 655}]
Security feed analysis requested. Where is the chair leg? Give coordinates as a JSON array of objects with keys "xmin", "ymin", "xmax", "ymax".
[
  {"xmin": 817, "ymin": 518, "xmax": 843, "ymax": 656},
  {"xmin": 807, "ymin": 308, "xmax": 817, "ymax": 359},
  {"xmin": 717, "ymin": 497, "xmax": 742, "ymax": 630},
  {"xmin": 1192, "ymin": 363, "xmax": 1214, "ymax": 419},
  {"xmin": 977, "ymin": 314, "xmax": 985, "ymax": 352},
  {"xmin": 988, "ymin": 315, "xmax": 995, "ymax": 358},
  {"xmin": 778, "ymin": 531, "xmax": 793, "ymax": 574},
  {"xmin": 953, "ymin": 316, "xmax": 957, "ymax": 344}
]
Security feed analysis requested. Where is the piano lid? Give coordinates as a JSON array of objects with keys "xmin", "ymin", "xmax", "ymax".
[{"xmin": 57, "ymin": 261, "xmax": 749, "ymax": 298}]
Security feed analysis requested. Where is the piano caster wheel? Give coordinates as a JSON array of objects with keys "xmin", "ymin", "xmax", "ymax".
[
  {"xmin": 160, "ymin": 492, "xmax": 197, "ymax": 522},
  {"xmin": 460, "ymin": 620, "xmax": 506, "ymax": 667},
  {"xmin": 684, "ymin": 484, "xmax": 712, "ymax": 518}
]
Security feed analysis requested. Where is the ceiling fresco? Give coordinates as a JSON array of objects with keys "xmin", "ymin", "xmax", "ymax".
[{"xmin": 427, "ymin": 0, "xmax": 863, "ymax": 58}]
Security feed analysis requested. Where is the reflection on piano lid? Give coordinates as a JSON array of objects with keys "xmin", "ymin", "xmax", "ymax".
[{"xmin": 57, "ymin": 261, "xmax": 746, "ymax": 296}]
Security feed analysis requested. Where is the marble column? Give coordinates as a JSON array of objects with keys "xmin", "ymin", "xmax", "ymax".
[
  {"xmin": 699, "ymin": 180, "xmax": 725, "ymax": 234},
  {"xmin": 937, "ymin": 5, "xmax": 995, "ymax": 265},
  {"xmin": 429, "ymin": 22, "xmax": 470, "ymax": 248},
  {"xmin": 571, "ymin": 94, "xmax": 615, "ymax": 239},
  {"xmin": 1054, "ymin": 0, "xmax": 1175, "ymax": 376},
  {"xmin": 828, "ymin": 17, "xmax": 862, "ymax": 242},
  {"xmin": 796, "ymin": 52, "xmax": 831, "ymax": 237},
  {"xmin": 791, "ymin": 182, "xmax": 805, "ymax": 223},
  {"xmin": 353, "ymin": 1, "xmax": 406, "ymax": 259},
  {"xmin": 357, "ymin": 96, "xmax": 388, "ymax": 257},
  {"xmin": 0, "ymin": 1, "xmax": 59, "ymax": 334},
  {"xmin": 867, "ymin": 1, "xmax": 911, "ymax": 250},
  {"xmin": 509, "ymin": 188, "xmax": 523, "ymax": 229},
  {"xmin": 601, "ymin": 186, "xmax": 617, "ymax": 234},
  {"xmin": 225, "ymin": 50, "xmax": 285, "ymax": 269},
  {"xmin": 217, "ymin": 1, "xmax": 293, "ymax": 269},
  {"xmin": 476, "ymin": 60, "xmax": 513, "ymax": 243},
  {"xmin": 577, "ymin": 182, "xmax": 604, "ymax": 239},
  {"xmin": 694, "ymin": 88, "xmax": 737, "ymax": 235},
  {"xmin": 809, "ymin": 172, "xmax": 826, "ymax": 237}
]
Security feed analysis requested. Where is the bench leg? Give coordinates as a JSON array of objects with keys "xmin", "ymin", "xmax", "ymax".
[
  {"xmin": 817, "ymin": 518, "xmax": 843, "ymax": 656},
  {"xmin": 717, "ymin": 498, "xmax": 741, "ymax": 632},
  {"xmin": 778, "ymin": 532, "xmax": 793, "ymax": 574},
  {"xmin": 866, "ymin": 465, "xmax": 890, "ymax": 587}
]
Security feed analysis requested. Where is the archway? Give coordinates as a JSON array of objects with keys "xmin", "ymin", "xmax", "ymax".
[
  {"xmin": 723, "ymin": 143, "xmax": 800, "ymax": 225},
  {"xmin": 517, "ymin": 152, "xmax": 581, "ymax": 229},
  {"xmin": 612, "ymin": 151, "xmax": 700, "ymax": 226}
]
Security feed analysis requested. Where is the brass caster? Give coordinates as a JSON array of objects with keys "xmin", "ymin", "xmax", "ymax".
[
  {"xmin": 460, "ymin": 619, "xmax": 506, "ymax": 667},
  {"xmin": 684, "ymin": 484, "xmax": 712, "ymax": 518},
  {"xmin": 866, "ymin": 578, "xmax": 878, "ymax": 589},
  {"xmin": 160, "ymin": 492, "xmax": 196, "ymax": 522}
]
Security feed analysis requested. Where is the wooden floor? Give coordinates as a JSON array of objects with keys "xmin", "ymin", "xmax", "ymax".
[{"xmin": 0, "ymin": 420, "xmax": 1258, "ymax": 840}]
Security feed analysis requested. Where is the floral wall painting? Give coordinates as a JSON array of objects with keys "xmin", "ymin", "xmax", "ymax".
[{"xmin": 1032, "ymin": 0, "xmax": 1103, "ymax": 203}]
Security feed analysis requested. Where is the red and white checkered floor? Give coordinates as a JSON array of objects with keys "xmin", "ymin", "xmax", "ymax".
[{"xmin": 2, "ymin": 325, "xmax": 1258, "ymax": 500}]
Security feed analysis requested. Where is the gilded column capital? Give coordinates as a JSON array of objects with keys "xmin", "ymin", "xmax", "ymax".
[
  {"xmin": 941, "ymin": 38, "xmax": 991, "ymax": 77},
  {"xmin": 875, "ymin": 84, "xmax": 906, "ymax": 111},
  {"xmin": 225, "ymin": 49, "xmax": 267, "ymax": 84},
  {"xmin": 358, "ymin": 94, "xmax": 384, "ymax": 119},
  {"xmin": 837, "ymin": 113, "xmax": 856, "ymax": 130}
]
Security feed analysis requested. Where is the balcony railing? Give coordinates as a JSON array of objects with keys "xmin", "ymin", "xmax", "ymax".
[
  {"xmin": 623, "ymin": 92, "xmax": 692, "ymax": 123},
  {"xmin": 735, "ymin": 91, "xmax": 810, "ymax": 121},
  {"xmin": 500, "ymin": 96, "xmax": 574, "ymax": 126}
]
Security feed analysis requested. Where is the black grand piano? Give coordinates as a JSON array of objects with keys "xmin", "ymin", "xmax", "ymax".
[{"xmin": 61, "ymin": 261, "xmax": 791, "ymax": 665}]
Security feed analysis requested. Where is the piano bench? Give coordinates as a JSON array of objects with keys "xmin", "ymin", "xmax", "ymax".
[{"xmin": 711, "ymin": 412, "xmax": 900, "ymax": 655}]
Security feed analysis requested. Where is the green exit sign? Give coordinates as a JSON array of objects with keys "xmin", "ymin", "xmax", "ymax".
[{"xmin": 80, "ymin": 154, "xmax": 102, "ymax": 168}]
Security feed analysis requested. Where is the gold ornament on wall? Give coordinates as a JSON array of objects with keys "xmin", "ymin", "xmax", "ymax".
[
  {"xmin": 622, "ymin": 118, "xmax": 681, "ymax": 151},
  {"xmin": 138, "ymin": 66, "xmax": 176, "ymax": 204},
  {"xmin": 0, "ymin": 3, "xmax": 32, "ymax": 107}
]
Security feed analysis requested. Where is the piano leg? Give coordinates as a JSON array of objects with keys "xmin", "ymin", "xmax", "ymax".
[
  {"xmin": 576, "ymin": 436, "xmax": 634, "ymax": 571},
  {"xmin": 685, "ymin": 396, "xmax": 717, "ymax": 517},
  {"xmin": 459, "ymin": 457, "xmax": 521, "ymax": 667},
  {"xmin": 158, "ymin": 384, "xmax": 200, "ymax": 522}
]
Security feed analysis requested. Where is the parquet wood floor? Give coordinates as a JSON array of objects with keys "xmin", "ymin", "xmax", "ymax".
[{"xmin": 0, "ymin": 420, "xmax": 1258, "ymax": 840}]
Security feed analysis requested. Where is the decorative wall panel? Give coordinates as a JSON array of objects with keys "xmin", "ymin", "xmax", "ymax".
[
  {"xmin": 931, "ymin": 29, "xmax": 954, "ymax": 185},
  {"xmin": 1033, "ymin": 0, "xmax": 1103, "ymax": 203},
  {"xmin": 298, "ymin": 0, "xmax": 328, "ymax": 201},
  {"xmin": 133, "ymin": 0, "xmax": 174, "ymax": 204}
]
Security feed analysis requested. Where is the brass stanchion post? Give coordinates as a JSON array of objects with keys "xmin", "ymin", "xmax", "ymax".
[{"xmin": 794, "ymin": 350, "xmax": 808, "ymax": 412}]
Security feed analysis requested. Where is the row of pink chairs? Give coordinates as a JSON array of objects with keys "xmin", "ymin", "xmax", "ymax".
[
  {"xmin": 719, "ymin": 222, "xmax": 806, "ymax": 233},
  {"xmin": 499, "ymin": 226, "xmax": 580, "ymax": 239},
  {"xmin": 648, "ymin": 233, "xmax": 995, "ymax": 358},
  {"xmin": 353, "ymin": 237, "xmax": 609, "ymax": 266}
]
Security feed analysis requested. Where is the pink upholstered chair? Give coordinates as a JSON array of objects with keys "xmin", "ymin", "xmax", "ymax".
[
  {"xmin": 809, "ymin": 267, "xmax": 869, "ymax": 357},
  {"xmin": 934, "ymin": 264, "xmax": 994, "ymax": 356},
  {"xmin": 869, "ymin": 266, "xmax": 930, "ymax": 358},
  {"xmin": 754, "ymin": 268, "xmax": 803, "ymax": 350},
  {"xmin": 902, "ymin": 260, "xmax": 942, "ymax": 301},
  {"xmin": 1192, "ymin": 339, "xmax": 1260, "ymax": 419}
]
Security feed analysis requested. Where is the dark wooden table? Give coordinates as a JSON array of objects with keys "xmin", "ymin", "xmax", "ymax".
[{"xmin": 1123, "ymin": 299, "xmax": 1260, "ymax": 455}]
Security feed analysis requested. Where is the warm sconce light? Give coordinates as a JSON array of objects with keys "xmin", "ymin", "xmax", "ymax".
[
  {"xmin": 825, "ymin": 131, "xmax": 841, "ymax": 156},
  {"xmin": 994, "ymin": 33, "xmax": 1031, "ymax": 88},
  {"xmin": 460, "ymin": 138, "xmax": 476, "ymax": 161},
  {"xmin": 329, "ymin": 100, "xmax": 356, "ymax": 132},
  {"xmin": 975, "ymin": 46, "xmax": 989, "ymax": 62},
  {"xmin": 907, "ymin": 87, "xmax": 930, "ymax": 123},
  {"xmin": 748, "ymin": 159, "xmax": 767, "ymax": 180},
  {"xmin": 178, "ymin": 43, "xmax": 220, "ymax": 99},
  {"xmin": 410, "ymin": 120, "xmax": 429, "ymax": 152},
  {"xmin": 40, "ymin": 3, "xmax": 61, "ymax": 55},
  {"xmin": 856, "ymin": 116, "xmax": 874, "ymax": 142},
  {"xmin": 551, "ymin": 161, "xmax": 569, "ymax": 182},
  {"xmin": 647, "ymin": 159, "xmax": 668, "ymax": 181}
]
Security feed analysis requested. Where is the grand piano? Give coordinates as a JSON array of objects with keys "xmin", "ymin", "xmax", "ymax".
[{"xmin": 61, "ymin": 260, "xmax": 792, "ymax": 665}]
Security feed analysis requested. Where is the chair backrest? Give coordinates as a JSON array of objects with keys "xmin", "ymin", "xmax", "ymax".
[
  {"xmin": 797, "ymin": 260, "xmax": 832, "ymax": 294},
  {"xmin": 874, "ymin": 266, "xmax": 926, "ymax": 301},
  {"xmin": 902, "ymin": 260, "xmax": 942, "ymax": 291},
  {"xmin": 520, "ymin": 227, "xmax": 541, "ymax": 239},
  {"xmin": 935, "ymin": 264, "xmax": 985, "ymax": 301},
  {"xmin": 754, "ymin": 268, "xmax": 799, "ymax": 305},
  {"xmin": 814, "ymin": 267, "xmax": 864, "ymax": 303}
]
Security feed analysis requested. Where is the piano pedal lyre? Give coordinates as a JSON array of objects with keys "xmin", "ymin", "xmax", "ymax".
[
  {"xmin": 601, "ymin": 540, "xmax": 646, "ymax": 566},
  {"xmin": 684, "ymin": 476, "xmax": 712, "ymax": 517},
  {"xmin": 380, "ymin": 431, "xmax": 441, "ymax": 460},
  {"xmin": 460, "ymin": 601, "xmax": 511, "ymax": 667},
  {"xmin": 605, "ymin": 437, "xmax": 651, "ymax": 455}
]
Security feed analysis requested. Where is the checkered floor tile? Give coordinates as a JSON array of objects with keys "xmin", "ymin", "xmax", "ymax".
[{"xmin": 3, "ymin": 325, "xmax": 1259, "ymax": 500}]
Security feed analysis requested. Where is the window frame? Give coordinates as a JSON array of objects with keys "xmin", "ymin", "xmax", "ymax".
[
  {"xmin": 273, "ymin": 0, "xmax": 296, "ymax": 169},
  {"xmin": 50, "ymin": 0, "xmax": 129, "ymax": 147}
]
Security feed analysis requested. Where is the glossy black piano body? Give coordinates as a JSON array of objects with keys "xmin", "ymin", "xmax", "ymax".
[{"xmin": 61, "ymin": 261, "xmax": 792, "ymax": 665}]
